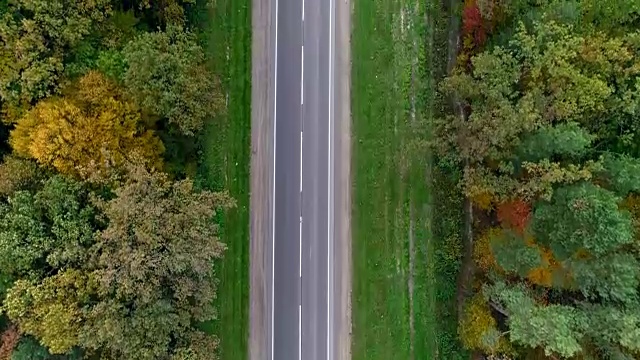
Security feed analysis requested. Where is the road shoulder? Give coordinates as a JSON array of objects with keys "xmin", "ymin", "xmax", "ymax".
[
  {"xmin": 334, "ymin": 0, "xmax": 352, "ymax": 358},
  {"xmin": 250, "ymin": 0, "xmax": 274, "ymax": 358}
]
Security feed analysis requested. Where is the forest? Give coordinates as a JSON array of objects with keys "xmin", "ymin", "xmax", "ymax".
[
  {"xmin": 441, "ymin": 0, "xmax": 640, "ymax": 359},
  {"xmin": 0, "ymin": 1, "xmax": 232, "ymax": 359}
]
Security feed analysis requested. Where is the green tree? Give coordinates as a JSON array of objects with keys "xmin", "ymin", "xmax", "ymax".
[
  {"xmin": 485, "ymin": 282, "xmax": 587, "ymax": 358},
  {"xmin": 80, "ymin": 163, "xmax": 234, "ymax": 359},
  {"xmin": 485, "ymin": 281, "xmax": 640, "ymax": 358},
  {"xmin": 598, "ymin": 153, "xmax": 640, "ymax": 196},
  {"xmin": 0, "ymin": 176, "xmax": 95, "ymax": 278},
  {"xmin": 0, "ymin": 0, "xmax": 112, "ymax": 105},
  {"xmin": 122, "ymin": 26, "xmax": 221, "ymax": 136},
  {"xmin": 515, "ymin": 122, "xmax": 595, "ymax": 163},
  {"xmin": 10, "ymin": 336, "xmax": 82, "ymax": 360},
  {"xmin": 11, "ymin": 337, "xmax": 51, "ymax": 360},
  {"xmin": 531, "ymin": 182, "xmax": 634, "ymax": 260}
]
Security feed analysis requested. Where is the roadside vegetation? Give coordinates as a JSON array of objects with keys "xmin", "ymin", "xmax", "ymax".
[
  {"xmin": 352, "ymin": 0, "xmax": 467, "ymax": 358},
  {"xmin": 191, "ymin": 0, "xmax": 251, "ymax": 359},
  {"xmin": 439, "ymin": 0, "xmax": 640, "ymax": 358},
  {"xmin": 0, "ymin": 1, "xmax": 237, "ymax": 359}
]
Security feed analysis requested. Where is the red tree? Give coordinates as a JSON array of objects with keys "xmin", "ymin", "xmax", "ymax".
[
  {"xmin": 497, "ymin": 199, "xmax": 531, "ymax": 235},
  {"xmin": 0, "ymin": 325, "xmax": 20, "ymax": 360},
  {"xmin": 462, "ymin": 0, "xmax": 487, "ymax": 46}
]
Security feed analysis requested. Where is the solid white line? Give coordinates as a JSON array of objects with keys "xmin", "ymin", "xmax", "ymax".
[
  {"xmin": 299, "ymin": 304, "xmax": 302, "ymax": 360},
  {"xmin": 271, "ymin": 0, "xmax": 278, "ymax": 358},
  {"xmin": 301, "ymin": 45, "xmax": 304, "ymax": 105},
  {"xmin": 327, "ymin": 0, "xmax": 333, "ymax": 357}
]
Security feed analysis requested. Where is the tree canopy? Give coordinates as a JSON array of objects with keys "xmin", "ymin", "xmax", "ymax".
[
  {"xmin": 81, "ymin": 164, "xmax": 233, "ymax": 359},
  {"xmin": 0, "ymin": 163, "xmax": 233, "ymax": 359},
  {"xmin": 0, "ymin": 1, "xmax": 231, "ymax": 358},
  {"xmin": 446, "ymin": 2, "xmax": 640, "ymax": 359},
  {"xmin": 122, "ymin": 27, "xmax": 221, "ymax": 136},
  {"xmin": 0, "ymin": 0, "xmax": 112, "ymax": 106},
  {"xmin": 9, "ymin": 71, "xmax": 164, "ymax": 179}
]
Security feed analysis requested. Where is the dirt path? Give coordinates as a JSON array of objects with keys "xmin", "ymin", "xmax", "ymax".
[
  {"xmin": 334, "ymin": 0, "xmax": 352, "ymax": 359},
  {"xmin": 442, "ymin": 0, "xmax": 475, "ymax": 323},
  {"xmin": 249, "ymin": 0, "xmax": 274, "ymax": 358}
]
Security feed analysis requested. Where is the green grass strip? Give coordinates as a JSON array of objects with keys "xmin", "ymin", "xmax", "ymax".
[
  {"xmin": 351, "ymin": 0, "xmax": 468, "ymax": 358},
  {"xmin": 192, "ymin": 1, "xmax": 251, "ymax": 359}
]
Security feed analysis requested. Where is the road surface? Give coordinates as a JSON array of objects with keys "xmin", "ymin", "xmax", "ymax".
[{"xmin": 269, "ymin": 0, "xmax": 337, "ymax": 359}]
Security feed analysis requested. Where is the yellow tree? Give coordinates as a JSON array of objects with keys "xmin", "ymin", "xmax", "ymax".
[{"xmin": 10, "ymin": 72, "xmax": 164, "ymax": 180}]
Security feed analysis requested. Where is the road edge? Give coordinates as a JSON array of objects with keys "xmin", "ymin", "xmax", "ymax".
[
  {"xmin": 334, "ymin": 0, "xmax": 352, "ymax": 359},
  {"xmin": 250, "ymin": 0, "xmax": 274, "ymax": 357}
]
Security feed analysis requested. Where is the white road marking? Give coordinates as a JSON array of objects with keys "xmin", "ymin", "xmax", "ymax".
[
  {"xmin": 300, "ymin": 3, "xmax": 305, "ymax": 360},
  {"xmin": 301, "ymin": 45, "xmax": 304, "ymax": 105},
  {"xmin": 271, "ymin": 0, "xmax": 278, "ymax": 358},
  {"xmin": 299, "ymin": 304, "xmax": 302, "ymax": 360},
  {"xmin": 300, "ymin": 131, "xmax": 303, "ymax": 192},
  {"xmin": 327, "ymin": 0, "xmax": 334, "ymax": 357},
  {"xmin": 299, "ymin": 216, "xmax": 303, "ymax": 277}
]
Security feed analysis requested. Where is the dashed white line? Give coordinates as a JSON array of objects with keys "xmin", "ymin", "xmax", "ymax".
[
  {"xmin": 301, "ymin": 45, "xmax": 304, "ymax": 105},
  {"xmin": 299, "ymin": 216, "xmax": 303, "ymax": 277},
  {"xmin": 271, "ymin": 0, "xmax": 278, "ymax": 358},
  {"xmin": 300, "ymin": 131, "xmax": 303, "ymax": 192}
]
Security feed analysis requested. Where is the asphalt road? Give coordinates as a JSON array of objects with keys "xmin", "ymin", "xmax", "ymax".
[{"xmin": 270, "ymin": 0, "xmax": 335, "ymax": 359}]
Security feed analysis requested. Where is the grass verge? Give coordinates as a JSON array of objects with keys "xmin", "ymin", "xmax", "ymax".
[
  {"xmin": 191, "ymin": 1, "xmax": 251, "ymax": 359},
  {"xmin": 351, "ymin": 0, "xmax": 467, "ymax": 358}
]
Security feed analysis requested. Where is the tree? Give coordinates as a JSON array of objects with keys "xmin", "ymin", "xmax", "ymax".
[
  {"xmin": 598, "ymin": 153, "xmax": 640, "ymax": 196},
  {"xmin": 80, "ymin": 163, "xmax": 234, "ymax": 359},
  {"xmin": 515, "ymin": 122, "xmax": 595, "ymax": 163},
  {"xmin": 9, "ymin": 336, "xmax": 82, "ymax": 360},
  {"xmin": 485, "ymin": 281, "xmax": 640, "ymax": 358},
  {"xmin": 0, "ymin": 155, "xmax": 43, "ymax": 197},
  {"xmin": 435, "ymin": 20, "xmax": 640, "ymax": 197},
  {"xmin": 0, "ymin": 325, "xmax": 19, "ymax": 360},
  {"xmin": 490, "ymin": 229, "xmax": 541, "ymax": 278},
  {"xmin": 3, "ymin": 270, "xmax": 91, "ymax": 354},
  {"xmin": 459, "ymin": 293, "xmax": 511, "ymax": 355},
  {"xmin": 10, "ymin": 337, "xmax": 52, "ymax": 360},
  {"xmin": 0, "ymin": 0, "xmax": 112, "ymax": 106},
  {"xmin": 0, "ymin": 163, "xmax": 233, "ymax": 358},
  {"xmin": 9, "ymin": 71, "xmax": 164, "ymax": 180},
  {"xmin": 0, "ymin": 176, "xmax": 96, "ymax": 278},
  {"xmin": 122, "ymin": 27, "xmax": 221, "ymax": 136},
  {"xmin": 474, "ymin": 227, "xmax": 502, "ymax": 273},
  {"xmin": 133, "ymin": 0, "xmax": 197, "ymax": 27},
  {"xmin": 485, "ymin": 282, "xmax": 586, "ymax": 358},
  {"xmin": 496, "ymin": 199, "xmax": 531, "ymax": 234},
  {"xmin": 531, "ymin": 182, "xmax": 634, "ymax": 261}
]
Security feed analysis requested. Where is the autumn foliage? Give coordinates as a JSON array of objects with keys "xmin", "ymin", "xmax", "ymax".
[
  {"xmin": 462, "ymin": 0, "xmax": 487, "ymax": 46},
  {"xmin": 0, "ymin": 326, "xmax": 20, "ymax": 360},
  {"xmin": 497, "ymin": 199, "xmax": 531, "ymax": 235},
  {"xmin": 10, "ymin": 72, "xmax": 164, "ymax": 180},
  {"xmin": 459, "ymin": 293, "xmax": 512, "ymax": 355},
  {"xmin": 525, "ymin": 241, "xmax": 562, "ymax": 288},
  {"xmin": 474, "ymin": 227, "xmax": 501, "ymax": 273}
]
